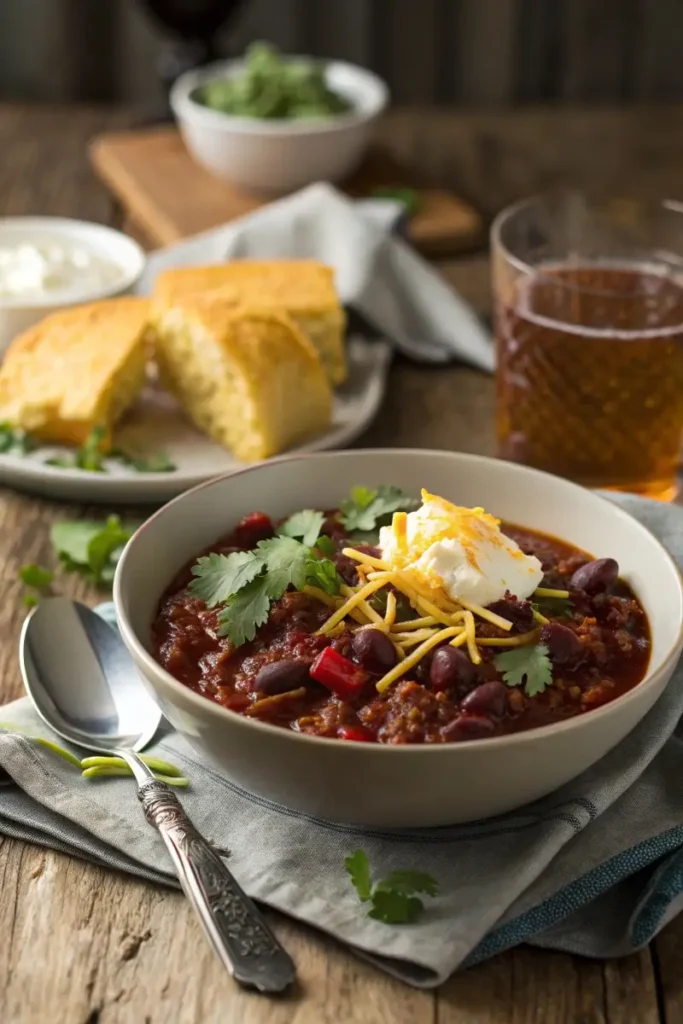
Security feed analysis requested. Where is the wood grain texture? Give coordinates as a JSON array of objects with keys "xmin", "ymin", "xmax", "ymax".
[
  {"xmin": 1, "ymin": 102, "xmax": 683, "ymax": 1023},
  {"xmin": 89, "ymin": 127, "xmax": 483, "ymax": 255}
]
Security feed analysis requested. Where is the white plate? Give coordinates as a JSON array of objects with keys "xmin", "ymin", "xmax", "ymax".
[{"xmin": 0, "ymin": 337, "xmax": 391, "ymax": 504}]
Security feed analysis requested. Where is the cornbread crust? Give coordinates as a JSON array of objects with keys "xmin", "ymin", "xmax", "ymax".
[
  {"xmin": 152, "ymin": 261, "xmax": 347, "ymax": 385},
  {"xmin": 155, "ymin": 300, "xmax": 332, "ymax": 462},
  {"xmin": 0, "ymin": 297, "xmax": 148, "ymax": 446}
]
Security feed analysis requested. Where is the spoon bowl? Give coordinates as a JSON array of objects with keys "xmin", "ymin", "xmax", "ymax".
[
  {"xmin": 20, "ymin": 596, "xmax": 161, "ymax": 753},
  {"xmin": 18, "ymin": 596, "xmax": 296, "ymax": 994}
]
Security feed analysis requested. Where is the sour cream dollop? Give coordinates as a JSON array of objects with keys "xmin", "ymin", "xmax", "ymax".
[
  {"xmin": 378, "ymin": 490, "xmax": 544, "ymax": 607},
  {"xmin": 0, "ymin": 239, "xmax": 124, "ymax": 302}
]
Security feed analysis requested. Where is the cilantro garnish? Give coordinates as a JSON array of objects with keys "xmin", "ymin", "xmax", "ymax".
[
  {"xmin": 44, "ymin": 426, "xmax": 176, "ymax": 475},
  {"xmin": 0, "ymin": 422, "xmax": 36, "ymax": 455},
  {"xmin": 314, "ymin": 534, "xmax": 335, "ymax": 558},
  {"xmin": 189, "ymin": 534, "xmax": 342, "ymax": 647},
  {"xmin": 345, "ymin": 849, "xmax": 438, "ymax": 925},
  {"xmin": 109, "ymin": 448, "xmax": 177, "ymax": 474},
  {"xmin": 339, "ymin": 485, "xmax": 418, "ymax": 533},
  {"xmin": 494, "ymin": 643, "xmax": 553, "ymax": 697},
  {"xmin": 51, "ymin": 515, "xmax": 137, "ymax": 586},
  {"xmin": 19, "ymin": 563, "xmax": 53, "ymax": 606},
  {"xmin": 370, "ymin": 186, "xmax": 419, "ymax": 217},
  {"xmin": 278, "ymin": 509, "xmax": 325, "ymax": 548},
  {"xmin": 533, "ymin": 596, "xmax": 573, "ymax": 619}
]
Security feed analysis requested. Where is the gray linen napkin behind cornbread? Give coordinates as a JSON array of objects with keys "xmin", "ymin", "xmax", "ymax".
[{"xmin": 2, "ymin": 492, "xmax": 683, "ymax": 987}]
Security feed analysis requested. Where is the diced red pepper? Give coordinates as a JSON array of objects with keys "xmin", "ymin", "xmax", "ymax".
[
  {"xmin": 310, "ymin": 647, "xmax": 368, "ymax": 700},
  {"xmin": 233, "ymin": 511, "xmax": 274, "ymax": 549},
  {"xmin": 338, "ymin": 724, "xmax": 375, "ymax": 742}
]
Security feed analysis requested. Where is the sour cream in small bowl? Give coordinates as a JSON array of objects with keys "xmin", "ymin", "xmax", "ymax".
[{"xmin": 0, "ymin": 218, "xmax": 145, "ymax": 356}]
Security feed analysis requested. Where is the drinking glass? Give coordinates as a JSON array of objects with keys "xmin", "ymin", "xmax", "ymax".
[{"xmin": 492, "ymin": 194, "xmax": 683, "ymax": 501}]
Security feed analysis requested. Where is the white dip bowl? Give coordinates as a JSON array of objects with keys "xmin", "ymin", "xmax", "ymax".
[
  {"xmin": 114, "ymin": 450, "xmax": 683, "ymax": 827},
  {"xmin": 0, "ymin": 217, "xmax": 145, "ymax": 357}
]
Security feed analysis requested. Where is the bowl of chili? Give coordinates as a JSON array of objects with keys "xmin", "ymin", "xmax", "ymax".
[{"xmin": 113, "ymin": 449, "xmax": 683, "ymax": 826}]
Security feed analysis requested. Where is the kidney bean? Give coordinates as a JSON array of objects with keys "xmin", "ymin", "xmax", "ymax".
[
  {"xmin": 351, "ymin": 629, "xmax": 397, "ymax": 673},
  {"xmin": 486, "ymin": 598, "xmax": 534, "ymax": 632},
  {"xmin": 252, "ymin": 660, "xmax": 310, "ymax": 695},
  {"xmin": 569, "ymin": 558, "xmax": 619, "ymax": 595},
  {"xmin": 430, "ymin": 646, "xmax": 476, "ymax": 691},
  {"xmin": 539, "ymin": 622, "xmax": 585, "ymax": 667},
  {"xmin": 441, "ymin": 715, "xmax": 495, "ymax": 742},
  {"xmin": 334, "ymin": 553, "xmax": 359, "ymax": 586},
  {"xmin": 460, "ymin": 681, "xmax": 508, "ymax": 718}
]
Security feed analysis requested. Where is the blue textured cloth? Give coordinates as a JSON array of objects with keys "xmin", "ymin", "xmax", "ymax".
[{"xmin": 1, "ymin": 492, "xmax": 683, "ymax": 987}]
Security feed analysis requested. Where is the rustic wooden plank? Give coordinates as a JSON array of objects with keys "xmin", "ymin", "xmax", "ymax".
[
  {"xmin": 305, "ymin": 0, "xmax": 374, "ymax": 66},
  {"xmin": 447, "ymin": 0, "xmax": 519, "ymax": 105},
  {"xmin": 632, "ymin": 0, "xmax": 683, "ymax": 100},
  {"xmin": 373, "ymin": 0, "xmax": 440, "ymax": 104},
  {"xmin": 603, "ymin": 951, "xmax": 662, "ymax": 1023},
  {"xmin": 559, "ymin": 0, "xmax": 635, "ymax": 102},
  {"xmin": 438, "ymin": 947, "xmax": 606, "ymax": 1024},
  {"xmin": 653, "ymin": 912, "xmax": 683, "ymax": 1024}
]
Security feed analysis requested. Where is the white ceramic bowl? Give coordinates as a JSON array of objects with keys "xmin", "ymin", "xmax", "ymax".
[
  {"xmin": 0, "ymin": 217, "xmax": 145, "ymax": 357},
  {"xmin": 170, "ymin": 58, "xmax": 389, "ymax": 193},
  {"xmin": 114, "ymin": 450, "xmax": 683, "ymax": 827}
]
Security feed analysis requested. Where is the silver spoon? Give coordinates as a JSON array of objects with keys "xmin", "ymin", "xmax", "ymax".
[{"xmin": 19, "ymin": 596, "xmax": 296, "ymax": 995}]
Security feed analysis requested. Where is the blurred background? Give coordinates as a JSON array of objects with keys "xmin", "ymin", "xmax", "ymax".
[{"xmin": 3, "ymin": 0, "xmax": 683, "ymax": 109}]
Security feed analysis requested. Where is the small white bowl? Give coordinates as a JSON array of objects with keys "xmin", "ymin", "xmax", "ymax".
[
  {"xmin": 170, "ymin": 58, "xmax": 389, "ymax": 194},
  {"xmin": 114, "ymin": 450, "xmax": 683, "ymax": 827},
  {"xmin": 0, "ymin": 217, "xmax": 145, "ymax": 357}
]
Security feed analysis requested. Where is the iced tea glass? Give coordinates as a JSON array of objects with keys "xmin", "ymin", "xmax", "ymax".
[{"xmin": 492, "ymin": 194, "xmax": 683, "ymax": 500}]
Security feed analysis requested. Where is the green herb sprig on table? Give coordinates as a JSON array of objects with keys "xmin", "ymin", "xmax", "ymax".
[
  {"xmin": 189, "ymin": 509, "xmax": 341, "ymax": 647},
  {"xmin": 345, "ymin": 849, "xmax": 438, "ymax": 925},
  {"xmin": 370, "ymin": 187, "xmax": 420, "ymax": 218},
  {"xmin": 494, "ymin": 643, "xmax": 553, "ymax": 697},
  {"xmin": 19, "ymin": 563, "xmax": 54, "ymax": 607},
  {"xmin": 51, "ymin": 515, "xmax": 138, "ymax": 587},
  {"xmin": 339, "ymin": 485, "xmax": 419, "ymax": 535}
]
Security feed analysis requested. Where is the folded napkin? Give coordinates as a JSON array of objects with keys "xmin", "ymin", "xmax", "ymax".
[
  {"xmin": 2, "ymin": 491, "xmax": 683, "ymax": 988},
  {"xmin": 137, "ymin": 182, "xmax": 494, "ymax": 372}
]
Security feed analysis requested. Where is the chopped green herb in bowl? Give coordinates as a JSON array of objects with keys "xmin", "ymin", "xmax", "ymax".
[{"xmin": 197, "ymin": 42, "xmax": 353, "ymax": 121}]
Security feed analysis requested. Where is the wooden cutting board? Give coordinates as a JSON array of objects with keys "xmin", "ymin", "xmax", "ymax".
[{"xmin": 90, "ymin": 127, "xmax": 483, "ymax": 255}]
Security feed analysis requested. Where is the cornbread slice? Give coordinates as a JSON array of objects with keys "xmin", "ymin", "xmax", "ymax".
[
  {"xmin": 0, "ymin": 297, "xmax": 148, "ymax": 446},
  {"xmin": 155, "ymin": 300, "xmax": 332, "ymax": 462},
  {"xmin": 152, "ymin": 261, "xmax": 347, "ymax": 385}
]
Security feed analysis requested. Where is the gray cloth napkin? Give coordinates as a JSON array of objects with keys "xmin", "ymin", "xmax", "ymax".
[
  {"xmin": 136, "ymin": 182, "xmax": 494, "ymax": 372},
  {"xmin": 2, "ymin": 491, "xmax": 683, "ymax": 988}
]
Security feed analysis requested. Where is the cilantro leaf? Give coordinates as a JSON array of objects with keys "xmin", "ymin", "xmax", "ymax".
[
  {"xmin": 344, "ymin": 849, "xmax": 372, "ymax": 902},
  {"xmin": 110, "ymin": 448, "xmax": 177, "ymax": 474},
  {"xmin": 216, "ymin": 579, "xmax": 272, "ymax": 646},
  {"xmin": 339, "ymin": 485, "xmax": 418, "ymax": 533},
  {"xmin": 190, "ymin": 534, "xmax": 342, "ymax": 647},
  {"xmin": 51, "ymin": 515, "xmax": 137, "ymax": 587},
  {"xmin": 533, "ymin": 596, "xmax": 573, "ymax": 619},
  {"xmin": 19, "ymin": 564, "xmax": 53, "ymax": 589},
  {"xmin": 278, "ymin": 509, "xmax": 325, "ymax": 548},
  {"xmin": 303, "ymin": 556, "xmax": 341, "ymax": 595},
  {"xmin": 314, "ymin": 534, "xmax": 335, "ymax": 558},
  {"xmin": 345, "ymin": 849, "xmax": 438, "ymax": 925},
  {"xmin": 0, "ymin": 422, "xmax": 36, "ymax": 455},
  {"xmin": 74, "ymin": 425, "xmax": 108, "ymax": 473},
  {"xmin": 189, "ymin": 551, "xmax": 262, "ymax": 606},
  {"xmin": 368, "ymin": 890, "xmax": 424, "ymax": 925},
  {"xmin": 495, "ymin": 643, "xmax": 553, "ymax": 697}
]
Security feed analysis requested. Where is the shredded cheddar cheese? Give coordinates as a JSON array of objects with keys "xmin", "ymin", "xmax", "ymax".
[{"xmin": 376, "ymin": 626, "xmax": 463, "ymax": 694}]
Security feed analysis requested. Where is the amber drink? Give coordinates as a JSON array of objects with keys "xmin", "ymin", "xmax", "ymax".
[{"xmin": 492, "ymin": 196, "xmax": 683, "ymax": 500}]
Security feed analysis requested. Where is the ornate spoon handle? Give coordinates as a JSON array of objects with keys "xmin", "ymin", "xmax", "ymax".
[{"xmin": 138, "ymin": 778, "xmax": 296, "ymax": 994}]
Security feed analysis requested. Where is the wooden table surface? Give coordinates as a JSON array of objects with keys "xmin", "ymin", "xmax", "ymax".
[{"xmin": 1, "ymin": 103, "xmax": 683, "ymax": 1024}]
